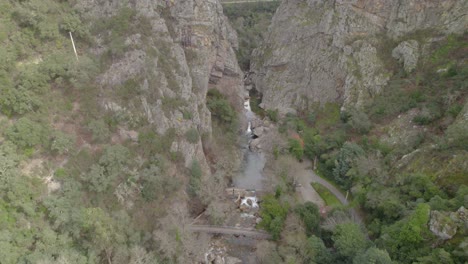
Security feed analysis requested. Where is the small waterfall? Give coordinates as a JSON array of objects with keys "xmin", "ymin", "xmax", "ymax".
[{"xmin": 233, "ymin": 97, "xmax": 266, "ymax": 190}]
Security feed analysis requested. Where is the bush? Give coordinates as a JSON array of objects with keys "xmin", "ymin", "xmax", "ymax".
[
  {"xmin": 87, "ymin": 119, "xmax": 110, "ymax": 143},
  {"xmin": 266, "ymin": 109, "xmax": 279, "ymax": 123},
  {"xmin": 207, "ymin": 89, "xmax": 237, "ymax": 126},
  {"xmin": 5, "ymin": 117, "xmax": 47, "ymax": 149},
  {"xmin": 348, "ymin": 109, "xmax": 371, "ymax": 134},
  {"xmin": 258, "ymin": 194, "xmax": 289, "ymax": 240},
  {"xmin": 332, "ymin": 223, "xmax": 368, "ymax": 260},
  {"xmin": 412, "ymin": 115, "xmax": 432, "ymax": 125},
  {"xmin": 288, "ymin": 138, "xmax": 304, "ymax": 161},
  {"xmin": 185, "ymin": 128, "xmax": 199, "ymax": 143},
  {"xmin": 188, "ymin": 160, "xmax": 202, "ymax": 197},
  {"xmin": 332, "ymin": 142, "xmax": 365, "ymax": 188},
  {"xmin": 295, "ymin": 202, "xmax": 321, "ymax": 236},
  {"xmin": 51, "ymin": 131, "xmax": 75, "ymax": 154}
]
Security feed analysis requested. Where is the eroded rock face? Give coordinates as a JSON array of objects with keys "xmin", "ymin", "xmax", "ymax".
[
  {"xmin": 429, "ymin": 207, "xmax": 468, "ymax": 240},
  {"xmin": 251, "ymin": 0, "xmax": 467, "ymax": 113},
  {"xmin": 392, "ymin": 40, "xmax": 420, "ymax": 73},
  {"xmin": 75, "ymin": 0, "xmax": 244, "ymax": 170}
]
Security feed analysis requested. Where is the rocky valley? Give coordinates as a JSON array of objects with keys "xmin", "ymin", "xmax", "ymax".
[{"xmin": 0, "ymin": 0, "xmax": 467, "ymax": 263}]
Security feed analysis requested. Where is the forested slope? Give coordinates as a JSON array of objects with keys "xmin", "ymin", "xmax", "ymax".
[
  {"xmin": 246, "ymin": 0, "xmax": 468, "ymax": 263},
  {"xmin": 0, "ymin": 0, "xmax": 244, "ymax": 263}
]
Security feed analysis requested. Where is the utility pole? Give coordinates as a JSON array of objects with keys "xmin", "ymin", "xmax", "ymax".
[{"xmin": 69, "ymin": 32, "xmax": 79, "ymax": 61}]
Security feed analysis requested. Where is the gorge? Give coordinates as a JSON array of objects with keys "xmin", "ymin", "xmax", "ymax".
[{"xmin": 0, "ymin": 0, "xmax": 467, "ymax": 263}]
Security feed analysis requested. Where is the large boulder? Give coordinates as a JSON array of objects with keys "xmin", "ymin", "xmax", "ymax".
[{"xmin": 429, "ymin": 210, "xmax": 458, "ymax": 240}]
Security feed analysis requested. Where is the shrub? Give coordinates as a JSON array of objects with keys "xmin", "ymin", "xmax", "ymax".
[
  {"xmin": 51, "ymin": 131, "xmax": 75, "ymax": 155},
  {"xmin": 185, "ymin": 128, "xmax": 199, "ymax": 143},
  {"xmin": 288, "ymin": 138, "xmax": 304, "ymax": 161},
  {"xmin": 332, "ymin": 223, "xmax": 368, "ymax": 260},
  {"xmin": 447, "ymin": 104, "xmax": 463, "ymax": 118},
  {"xmin": 87, "ymin": 119, "xmax": 110, "ymax": 143},
  {"xmin": 258, "ymin": 194, "xmax": 289, "ymax": 240},
  {"xmin": 295, "ymin": 202, "xmax": 321, "ymax": 236},
  {"xmin": 412, "ymin": 115, "xmax": 431, "ymax": 125},
  {"xmin": 332, "ymin": 142, "xmax": 365, "ymax": 188},
  {"xmin": 266, "ymin": 109, "xmax": 279, "ymax": 123},
  {"xmin": 445, "ymin": 122, "xmax": 468, "ymax": 150},
  {"xmin": 5, "ymin": 117, "xmax": 47, "ymax": 149},
  {"xmin": 188, "ymin": 160, "xmax": 202, "ymax": 197},
  {"xmin": 207, "ymin": 89, "xmax": 237, "ymax": 126},
  {"xmin": 348, "ymin": 109, "xmax": 371, "ymax": 134}
]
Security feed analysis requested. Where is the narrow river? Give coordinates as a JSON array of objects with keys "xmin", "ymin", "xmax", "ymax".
[{"xmin": 233, "ymin": 98, "xmax": 266, "ymax": 190}]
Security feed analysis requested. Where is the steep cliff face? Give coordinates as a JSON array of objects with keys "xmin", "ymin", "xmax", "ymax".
[
  {"xmin": 75, "ymin": 0, "xmax": 244, "ymax": 170},
  {"xmin": 251, "ymin": 0, "xmax": 467, "ymax": 113}
]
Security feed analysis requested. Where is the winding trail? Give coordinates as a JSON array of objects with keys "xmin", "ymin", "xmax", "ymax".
[{"xmin": 296, "ymin": 160, "xmax": 363, "ymax": 223}]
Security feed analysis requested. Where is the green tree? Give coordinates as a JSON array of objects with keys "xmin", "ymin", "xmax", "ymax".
[
  {"xmin": 332, "ymin": 142, "xmax": 365, "ymax": 188},
  {"xmin": 79, "ymin": 207, "xmax": 125, "ymax": 262},
  {"xmin": 81, "ymin": 144, "xmax": 130, "ymax": 192},
  {"xmin": 295, "ymin": 202, "xmax": 321, "ymax": 236},
  {"xmin": 258, "ymin": 194, "xmax": 289, "ymax": 240},
  {"xmin": 303, "ymin": 128, "xmax": 326, "ymax": 160},
  {"xmin": 379, "ymin": 203, "xmax": 431, "ymax": 262},
  {"xmin": 206, "ymin": 89, "xmax": 237, "ymax": 126},
  {"xmin": 188, "ymin": 160, "xmax": 202, "ymax": 197},
  {"xmin": 304, "ymin": 235, "xmax": 332, "ymax": 263},
  {"xmin": 288, "ymin": 138, "xmax": 304, "ymax": 161},
  {"xmin": 353, "ymin": 247, "xmax": 393, "ymax": 264},
  {"xmin": 5, "ymin": 117, "xmax": 47, "ymax": 149},
  {"xmin": 332, "ymin": 222, "xmax": 368, "ymax": 260},
  {"xmin": 87, "ymin": 119, "xmax": 110, "ymax": 143},
  {"xmin": 51, "ymin": 131, "xmax": 75, "ymax": 155},
  {"xmin": 414, "ymin": 249, "xmax": 454, "ymax": 264}
]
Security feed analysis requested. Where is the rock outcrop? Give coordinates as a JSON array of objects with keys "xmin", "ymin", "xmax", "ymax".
[
  {"xmin": 75, "ymin": 0, "xmax": 244, "ymax": 170},
  {"xmin": 251, "ymin": 0, "xmax": 468, "ymax": 113},
  {"xmin": 429, "ymin": 207, "xmax": 468, "ymax": 240}
]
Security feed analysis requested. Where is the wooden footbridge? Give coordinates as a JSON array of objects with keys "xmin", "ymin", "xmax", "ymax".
[{"xmin": 189, "ymin": 225, "xmax": 271, "ymax": 240}]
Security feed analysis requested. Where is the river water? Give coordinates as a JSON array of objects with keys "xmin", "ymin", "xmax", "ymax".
[{"xmin": 233, "ymin": 99, "xmax": 266, "ymax": 190}]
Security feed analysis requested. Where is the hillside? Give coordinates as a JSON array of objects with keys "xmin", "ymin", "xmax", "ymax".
[
  {"xmin": 0, "ymin": 0, "xmax": 244, "ymax": 262},
  {"xmin": 247, "ymin": 0, "xmax": 468, "ymax": 263}
]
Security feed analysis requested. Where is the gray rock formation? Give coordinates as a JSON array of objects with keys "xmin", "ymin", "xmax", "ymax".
[
  {"xmin": 430, "ymin": 210, "xmax": 458, "ymax": 240},
  {"xmin": 392, "ymin": 40, "xmax": 420, "ymax": 73},
  {"xmin": 251, "ymin": 0, "xmax": 468, "ymax": 113},
  {"xmin": 429, "ymin": 207, "xmax": 468, "ymax": 240},
  {"xmin": 75, "ymin": 0, "xmax": 244, "ymax": 170}
]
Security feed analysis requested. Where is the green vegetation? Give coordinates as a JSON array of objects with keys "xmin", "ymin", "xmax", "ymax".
[
  {"xmin": 258, "ymin": 194, "xmax": 289, "ymax": 240},
  {"xmin": 206, "ymin": 89, "xmax": 238, "ymax": 129},
  {"xmin": 311, "ymin": 182, "xmax": 341, "ymax": 206},
  {"xmin": 288, "ymin": 137, "xmax": 304, "ymax": 160},
  {"xmin": 223, "ymin": 1, "xmax": 280, "ymax": 70},
  {"xmin": 268, "ymin": 33, "xmax": 467, "ymax": 263},
  {"xmin": 188, "ymin": 160, "xmax": 202, "ymax": 197},
  {"xmin": 295, "ymin": 202, "xmax": 321, "ymax": 236},
  {"xmin": 185, "ymin": 128, "xmax": 199, "ymax": 143},
  {"xmin": 0, "ymin": 1, "xmax": 203, "ymax": 262}
]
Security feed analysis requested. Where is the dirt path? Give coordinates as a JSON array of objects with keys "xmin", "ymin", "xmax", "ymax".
[
  {"xmin": 296, "ymin": 160, "xmax": 363, "ymax": 223},
  {"xmin": 295, "ymin": 160, "xmax": 326, "ymax": 207}
]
